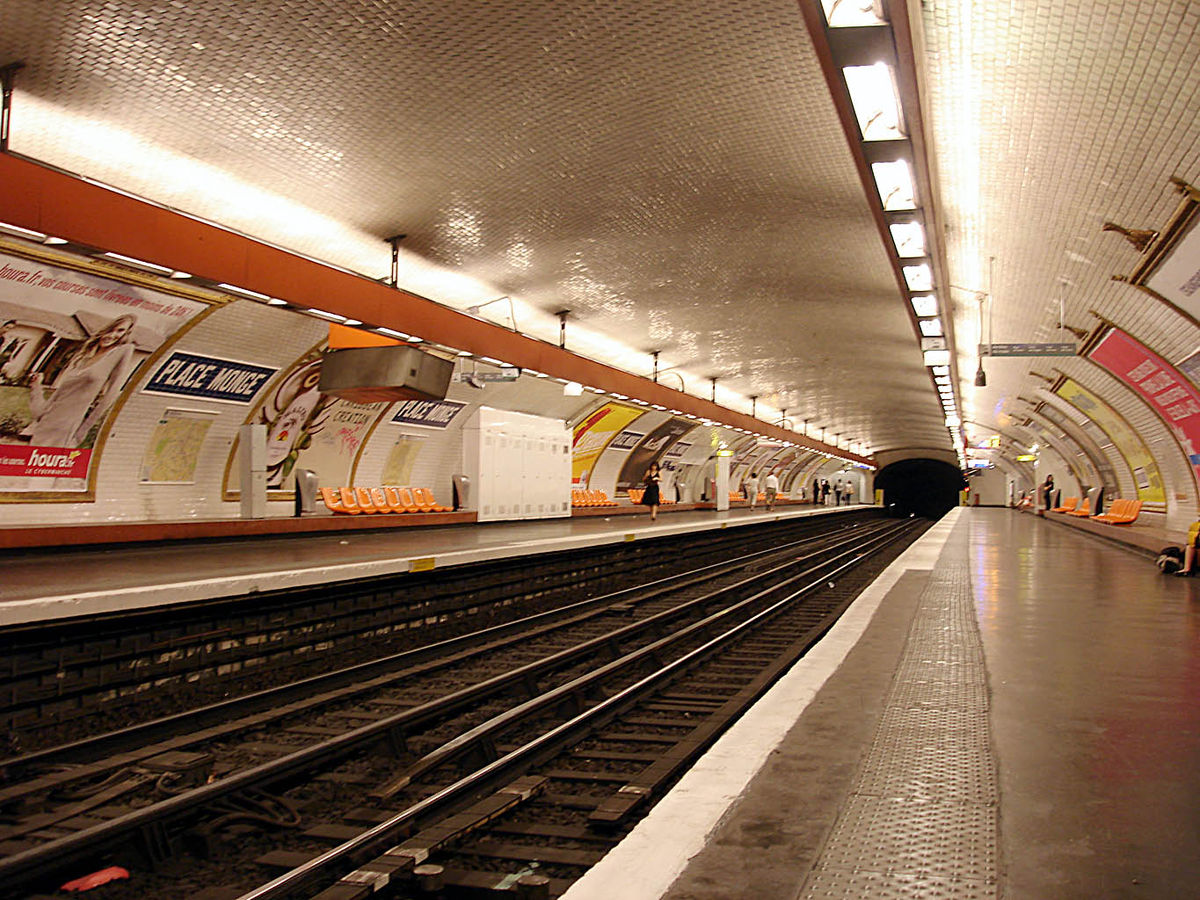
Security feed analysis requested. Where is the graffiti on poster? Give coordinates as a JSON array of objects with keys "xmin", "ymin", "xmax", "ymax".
[
  {"xmin": 225, "ymin": 353, "xmax": 389, "ymax": 494},
  {"xmin": 0, "ymin": 251, "xmax": 208, "ymax": 494}
]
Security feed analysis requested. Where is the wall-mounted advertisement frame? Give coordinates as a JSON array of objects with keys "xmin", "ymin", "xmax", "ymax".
[
  {"xmin": 1112, "ymin": 179, "xmax": 1200, "ymax": 327},
  {"xmin": 1086, "ymin": 326, "xmax": 1200, "ymax": 495},
  {"xmin": 1054, "ymin": 377, "xmax": 1166, "ymax": 506},
  {"xmin": 0, "ymin": 246, "xmax": 213, "ymax": 500}
]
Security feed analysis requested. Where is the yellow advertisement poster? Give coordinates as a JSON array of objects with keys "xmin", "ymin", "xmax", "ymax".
[
  {"xmin": 382, "ymin": 435, "xmax": 424, "ymax": 485},
  {"xmin": 572, "ymin": 402, "xmax": 644, "ymax": 486},
  {"xmin": 1056, "ymin": 378, "xmax": 1165, "ymax": 504}
]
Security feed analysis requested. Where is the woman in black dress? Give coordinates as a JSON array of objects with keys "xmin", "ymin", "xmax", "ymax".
[{"xmin": 642, "ymin": 462, "xmax": 662, "ymax": 521}]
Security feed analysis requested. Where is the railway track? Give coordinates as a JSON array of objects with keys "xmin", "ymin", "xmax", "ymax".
[
  {"xmin": 1, "ymin": 511, "xmax": 878, "ymax": 752},
  {"xmin": 0, "ymin": 514, "xmax": 924, "ymax": 899}
]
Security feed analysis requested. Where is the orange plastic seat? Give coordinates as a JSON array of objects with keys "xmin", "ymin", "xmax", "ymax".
[
  {"xmin": 321, "ymin": 487, "xmax": 355, "ymax": 514},
  {"xmin": 1068, "ymin": 498, "xmax": 1091, "ymax": 517},
  {"xmin": 415, "ymin": 487, "xmax": 451, "ymax": 512},
  {"xmin": 355, "ymin": 486, "xmax": 380, "ymax": 513},
  {"xmin": 1051, "ymin": 496, "xmax": 1078, "ymax": 513},
  {"xmin": 628, "ymin": 489, "xmax": 643, "ymax": 503},
  {"xmin": 383, "ymin": 486, "xmax": 410, "ymax": 513},
  {"xmin": 394, "ymin": 486, "xmax": 423, "ymax": 512},
  {"xmin": 338, "ymin": 487, "xmax": 363, "ymax": 514},
  {"xmin": 369, "ymin": 487, "xmax": 391, "ymax": 513}
]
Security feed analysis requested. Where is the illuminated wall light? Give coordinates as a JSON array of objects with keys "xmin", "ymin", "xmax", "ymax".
[
  {"xmin": 934, "ymin": 375, "xmax": 951, "ymax": 384},
  {"xmin": 903, "ymin": 264, "xmax": 932, "ymax": 291},
  {"xmin": 169, "ymin": 270, "xmax": 192, "ymax": 279},
  {"xmin": 931, "ymin": 364, "xmax": 950, "ymax": 376},
  {"xmin": 910, "ymin": 294, "xmax": 938, "ymax": 317},
  {"xmin": 843, "ymin": 63, "xmax": 905, "ymax": 141},
  {"xmin": 306, "ymin": 308, "xmax": 347, "ymax": 322},
  {"xmin": 919, "ymin": 318, "xmax": 943, "ymax": 337},
  {"xmin": 218, "ymin": 282, "xmax": 273, "ymax": 302},
  {"xmin": 0, "ymin": 221, "xmax": 49, "ymax": 241},
  {"xmin": 101, "ymin": 251, "xmax": 174, "ymax": 276},
  {"xmin": 375, "ymin": 327, "xmax": 412, "ymax": 339},
  {"xmin": 43, "ymin": 236, "xmax": 69, "ymax": 245},
  {"xmin": 889, "ymin": 221, "xmax": 926, "ymax": 257},
  {"xmin": 821, "ymin": 0, "xmax": 887, "ymax": 26},
  {"xmin": 923, "ymin": 349, "xmax": 951, "ymax": 367},
  {"xmin": 341, "ymin": 318, "xmax": 362, "ymax": 326},
  {"xmin": 870, "ymin": 159, "xmax": 916, "ymax": 210},
  {"xmin": 266, "ymin": 297, "xmax": 288, "ymax": 306},
  {"xmin": 563, "ymin": 381, "xmax": 584, "ymax": 397}
]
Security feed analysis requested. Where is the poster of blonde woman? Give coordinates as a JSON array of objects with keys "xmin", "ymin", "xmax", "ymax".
[{"xmin": 0, "ymin": 251, "xmax": 207, "ymax": 494}]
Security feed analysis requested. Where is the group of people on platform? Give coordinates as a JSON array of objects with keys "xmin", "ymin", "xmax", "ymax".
[
  {"xmin": 811, "ymin": 476, "xmax": 855, "ymax": 506},
  {"xmin": 635, "ymin": 464, "xmax": 859, "ymax": 521}
]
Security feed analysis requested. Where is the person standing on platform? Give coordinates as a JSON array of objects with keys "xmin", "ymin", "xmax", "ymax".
[
  {"xmin": 764, "ymin": 471, "xmax": 779, "ymax": 510},
  {"xmin": 744, "ymin": 470, "xmax": 760, "ymax": 509},
  {"xmin": 845, "ymin": 481, "xmax": 855, "ymax": 505},
  {"xmin": 641, "ymin": 461, "xmax": 662, "ymax": 521},
  {"xmin": 812, "ymin": 476, "xmax": 820, "ymax": 505},
  {"xmin": 821, "ymin": 479, "xmax": 831, "ymax": 506},
  {"xmin": 1040, "ymin": 474, "xmax": 1055, "ymax": 512},
  {"xmin": 834, "ymin": 479, "xmax": 843, "ymax": 505}
]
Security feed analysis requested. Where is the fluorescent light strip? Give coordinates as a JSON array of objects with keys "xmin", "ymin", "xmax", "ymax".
[
  {"xmin": 218, "ymin": 282, "xmax": 273, "ymax": 302},
  {"xmin": 0, "ymin": 221, "xmax": 49, "ymax": 241},
  {"xmin": 102, "ymin": 251, "xmax": 174, "ymax": 275},
  {"xmin": 306, "ymin": 308, "xmax": 347, "ymax": 322}
]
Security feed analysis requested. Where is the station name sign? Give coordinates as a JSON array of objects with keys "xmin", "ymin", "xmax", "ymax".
[
  {"xmin": 391, "ymin": 399, "xmax": 466, "ymax": 428},
  {"xmin": 144, "ymin": 352, "xmax": 278, "ymax": 403}
]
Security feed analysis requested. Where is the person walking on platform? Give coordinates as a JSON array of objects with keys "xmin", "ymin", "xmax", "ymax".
[
  {"xmin": 744, "ymin": 471, "xmax": 760, "ymax": 509},
  {"xmin": 641, "ymin": 462, "xmax": 662, "ymax": 521},
  {"xmin": 764, "ymin": 471, "xmax": 779, "ymax": 510}
]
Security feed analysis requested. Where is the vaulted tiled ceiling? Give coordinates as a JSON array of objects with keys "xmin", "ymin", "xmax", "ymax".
[{"xmin": 1, "ymin": 1, "xmax": 1197, "ymax": 463}]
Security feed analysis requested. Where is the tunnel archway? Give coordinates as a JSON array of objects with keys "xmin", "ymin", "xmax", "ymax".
[{"xmin": 875, "ymin": 458, "xmax": 966, "ymax": 519}]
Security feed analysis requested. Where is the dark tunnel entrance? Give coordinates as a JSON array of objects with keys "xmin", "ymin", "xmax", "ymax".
[{"xmin": 875, "ymin": 458, "xmax": 966, "ymax": 520}]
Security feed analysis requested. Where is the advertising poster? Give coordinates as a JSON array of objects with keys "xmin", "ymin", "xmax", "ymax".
[
  {"xmin": 225, "ymin": 353, "xmax": 388, "ymax": 495},
  {"xmin": 571, "ymin": 402, "xmax": 644, "ymax": 486},
  {"xmin": 1087, "ymin": 327, "xmax": 1200, "ymax": 491},
  {"xmin": 1055, "ymin": 377, "xmax": 1165, "ymax": 504},
  {"xmin": 616, "ymin": 417, "xmax": 696, "ymax": 492},
  {"xmin": 0, "ymin": 251, "xmax": 207, "ymax": 495}
]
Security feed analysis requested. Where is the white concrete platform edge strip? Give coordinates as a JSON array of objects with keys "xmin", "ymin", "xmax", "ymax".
[
  {"xmin": 1, "ymin": 506, "xmax": 862, "ymax": 626},
  {"xmin": 559, "ymin": 508, "xmax": 963, "ymax": 900}
]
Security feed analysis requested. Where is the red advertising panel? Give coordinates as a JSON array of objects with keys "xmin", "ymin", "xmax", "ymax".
[{"xmin": 1088, "ymin": 327, "xmax": 1200, "ymax": 489}]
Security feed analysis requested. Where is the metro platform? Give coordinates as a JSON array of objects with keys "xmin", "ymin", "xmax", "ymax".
[{"xmin": 2, "ymin": 506, "xmax": 1198, "ymax": 899}]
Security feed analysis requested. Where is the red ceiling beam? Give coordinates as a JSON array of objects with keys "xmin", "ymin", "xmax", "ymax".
[{"xmin": 0, "ymin": 152, "xmax": 870, "ymax": 464}]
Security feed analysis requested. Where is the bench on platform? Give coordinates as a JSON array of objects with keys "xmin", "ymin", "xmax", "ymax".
[
  {"xmin": 320, "ymin": 485, "xmax": 451, "ymax": 515},
  {"xmin": 1092, "ymin": 498, "xmax": 1143, "ymax": 525},
  {"xmin": 1051, "ymin": 496, "xmax": 1079, "ymax": 513}
]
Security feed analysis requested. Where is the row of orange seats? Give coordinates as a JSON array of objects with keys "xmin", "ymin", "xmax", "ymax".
[
  {"xmin": 572, "ymin": 489, "xmax": 617, "ymax": 507},
  {"xmin": 321, "ymin": 486, "xmax": 451, "ymax": 515},
  {"xmin": 1050, "ymin": 495, "xmax": 1143, "ymax": 525}
]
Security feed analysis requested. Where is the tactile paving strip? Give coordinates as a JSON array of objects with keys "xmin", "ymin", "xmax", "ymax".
[{"xmin": 797, "ymin": 558, "xmax": 998, "ymax": 899}]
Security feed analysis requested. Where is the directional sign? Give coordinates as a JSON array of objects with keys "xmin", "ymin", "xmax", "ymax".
[{"xmin": 981, "ymin": 342, "xmax": 1076, "ymax": 357}]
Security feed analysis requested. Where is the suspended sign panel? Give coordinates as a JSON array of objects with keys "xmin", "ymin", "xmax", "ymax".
[
  {"xmin": 1087, "ymin": 326, "xmax": 1200, "ymax": 491},
  {"xmin": 981, "ymin": 342, "xmax": 1076, "ymax": 357}
]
